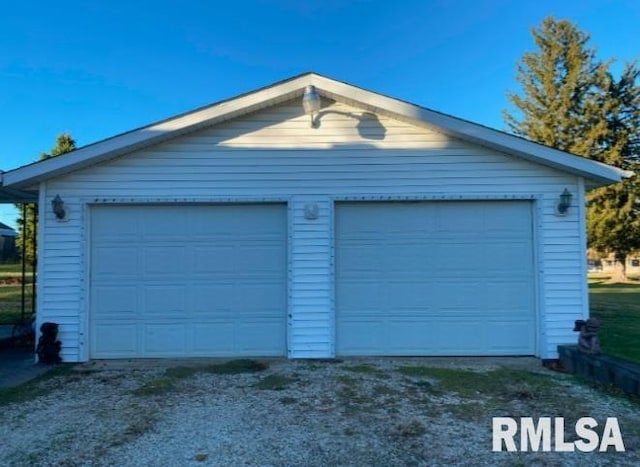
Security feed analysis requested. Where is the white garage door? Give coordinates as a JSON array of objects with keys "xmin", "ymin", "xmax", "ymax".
[
  {"xmin": 336, "ymin": 201, "xmax": 535, "ymax": 356},
  {"xmin": 90, "ymin": 204, "xmax": 287, "ymax": 358}
]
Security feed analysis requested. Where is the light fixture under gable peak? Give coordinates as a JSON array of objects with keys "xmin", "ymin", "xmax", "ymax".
[{"xmin": 302, "ymin": 85, "xmax": 321, "ymax": 127}]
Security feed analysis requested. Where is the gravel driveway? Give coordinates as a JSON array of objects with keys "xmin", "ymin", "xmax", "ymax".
[{"xmin": 1, "ymin": 357, "xmax": 638, "ymax": 466}]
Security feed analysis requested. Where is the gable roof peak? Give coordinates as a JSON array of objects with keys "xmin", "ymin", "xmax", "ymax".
[{"xmin": 1, "ymin": 73, "xmax": 631, "ymax": 189}]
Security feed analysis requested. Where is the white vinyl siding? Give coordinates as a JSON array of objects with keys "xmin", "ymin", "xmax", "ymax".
[{"xmin": 39, "ymin": 98, "xmax": 583, "ymax": 361}]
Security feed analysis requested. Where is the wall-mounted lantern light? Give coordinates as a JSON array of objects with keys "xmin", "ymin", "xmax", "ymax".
[
  {"xmin": 302, "ymin": 85, "xmax": 321, "ymax": 128},
  {"xmin": 555, "ymin": 188, "xmax": 572, "ymax": 216},
  {"xmin": 51, "ymin": 194, "xmax": 66, "ymax": 220}
]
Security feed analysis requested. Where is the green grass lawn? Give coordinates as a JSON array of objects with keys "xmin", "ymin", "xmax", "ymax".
[
  {"xmin": 0, "ymin": 263, "xmax": 34, "ymax": 324},
  {"xmin": 589, "ymin": 276, "xmax": 640, "ymax": 363}
]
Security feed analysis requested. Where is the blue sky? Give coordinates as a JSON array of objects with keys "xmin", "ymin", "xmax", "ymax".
[{"xmin": 0, "ymin": 0, "xmax": 638, "ymax": 227}]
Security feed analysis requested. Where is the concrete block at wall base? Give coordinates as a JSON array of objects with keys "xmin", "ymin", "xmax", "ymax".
[
  {"xmin": 614, "ymin": 368, "xmax": 640, "ymax": 395},
  {"xmin": 557, "ymin": 345, "xmax": 577, "ymax": 373}
]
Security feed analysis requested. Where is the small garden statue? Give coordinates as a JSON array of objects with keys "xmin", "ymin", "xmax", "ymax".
[
  {"xmin": 573, "ymin": 318, "xmax": 601, "ymax": 355},
  {"xmin": 37, "ymin": 322, "xmax": 62, "ymax": 364}
]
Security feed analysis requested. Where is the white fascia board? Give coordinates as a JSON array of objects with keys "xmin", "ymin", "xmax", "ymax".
[
  {"xmin": 310, "ymin": 74, "xmax": 630, "ymax": 187},
  {"xmin": 3, "ymin": 75, "xmax": 315, "ymax": 188}
]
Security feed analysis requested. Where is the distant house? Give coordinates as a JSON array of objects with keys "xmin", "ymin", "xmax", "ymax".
[
  {"xmin": 0, "ymin": 73, "xmax": 631, "ymax": 362},
  {"xmin": 588, "ymin": 252, "xmax": 640, "ymax": 275},
  {"xmin": 0, "ymin": 221, "xmax": 17, "ymax": 263}
]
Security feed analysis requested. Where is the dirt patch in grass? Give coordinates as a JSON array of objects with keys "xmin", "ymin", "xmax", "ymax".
[
  {"xmin": 372, "ymin": 384, "xmax": 400, "ymax": 396},
  {"xmin": 164, "ymin": 359, "xmax": 268, "ymax": 379},
  {"xmin": 343, "ymin": 363, "xmax": 386, "ymax": 377},
  {"xmin": 395, "ymin": 365, "xmax": 596, "ymax": 426},
  {"xmin": 131, "ymin": 377, "xmax": 177, "ymax": 397},
  {"xmin": 396, "ymin": 366, "xmax": 558, "ymax": 398},
  {"xmin": 335, "ymin": 374, "xmax": 358, "ymax": 387},
  {"xmin": 254, "ymin": 374, "xmax": 297, "ymax": 390},
  {"xmin": 200, "ymin": 359, "xmax": 268, "ymax": 375},
  {"xmin": 131, "ymin": 359, "xmax": 269, "ymax": 396},
  {"xmin": 109, "ymin": 413, "xmax": 159, "ymax": 447},
  {"xmin": 388, "ymin": 419, "xmax": 427, "ymax": 438}
]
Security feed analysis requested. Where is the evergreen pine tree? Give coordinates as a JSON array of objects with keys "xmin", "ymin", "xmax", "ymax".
[
  {"xmin": 16, "ymin": 133, "xmax": 76, "ymax": 265},
  {"xmin": 586, "ymin": 64, "xmax": 640, "ymax": 281},
  {"xmin": 505, "ymin": 17, "xmax": 640, "ymax": 282}
]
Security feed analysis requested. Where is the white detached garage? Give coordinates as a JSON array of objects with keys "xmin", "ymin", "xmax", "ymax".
[{"xmin": 0, "ymin": 73, "xmax": 629, "ymax": 362}]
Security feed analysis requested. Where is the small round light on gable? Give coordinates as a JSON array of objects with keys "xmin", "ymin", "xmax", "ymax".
[{"xmin": 302, "ymin": 85, "xmax": 321, "ymax": 128}]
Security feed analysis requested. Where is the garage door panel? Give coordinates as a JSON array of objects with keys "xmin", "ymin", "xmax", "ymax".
[
  {"xmin": 90, "ymin": 204, "xmax": 287, "ymax": 358},
  {"xmin": 434, "ymin": 323, "xmax": 486, "ymax": 353},
  {"xmin": 338, "ymin": 282, "xmax": 383, "ymax": 310},
  {"xmin": 93, "ymin": 324, "xmax": 138, "ymax": 356},
  {"xmin": 384, "ymin": 282, "xmax": 436, "ymax": 308},
  {"xmin": 336, "ymin": 201, "xmax": 535, "ymax": 356},
  {"xmin": 236, "ymin": 245, "xmax": 286, "ymax": 273},
  {"xmin": 237, "ymin": 321, "xmax": 286, "ymax": 354},
  {"xmin": 386, "ymin": 321, "xmax": 434, "ymax": 350},
  {"xmin": 140, "ymin": 206, "xmax": 189, "ymax": 226},
  {"xmin": 143, "ymin": 323, "xmax": 187, "ymax": 355},
  {"xmin": 191, "ymin": 284, "xmax": 234, "ymax": 313},
  {"xmin": 192, "ymin": 323, "xmax": 236, "ymax": 353},
  {"xmin": 484, "ymin": 203, "xmax": 532, "ymax": 233},
  {"xmin": 143, "ymin": 246, "xmax": 189, "ymax": 276},
  {"xmin": 91, "ymin": 208, "xmax": 138, "ymax": 239},
  {"xmin": 93, "ymin": 286, "xmax": 137, "ymax": 314},
  {"xmin": 338, "ymin": 320, "xmax": 385, "ymax": 354},
  {"xmin": 485, "ymin": 281, "xmax": 532, "ymax": 309},
  {"xmin": 432, "ymin": 243, "xmax": 484, "ymax": 273},
  {"xmin": 487, "ymin": 321, "xmax": 535, "ymax": 353},
  {"xmin": 143, "ymin": 285, "xmax": 187, "ymax": 315},
  {"xmin": 427, "ymin": 280, "xmax": 484, "ymax": 309},
  {"xmin": 386, "ymin": 320, "xmax": 486, "ymax": 354},
  {"xmin": 93, "ymin": 247, "xmax": 138, "ymax": 276},
  {"xmin": 239, "ymin": 283, "xmax": 285, "ymax": 312},
  {"xmin": 382, "ymin": 244, "xmax": 432, "ymax": 273},
  {"xmin": 484, "ymin": 243, "xmax": 532, "ymax": 269},
  {"xmin": 339, "ymin": 318, "xmax": 507, "ymax": 356},
  {"xmin": 193, "ymin": 246, "xmax": 236, "ymax": 273},
  {"xmin": 336, "ymin": 245, "xmax": 381, "ymax": 275},
  {"xmin": 341, "ymin": 204, "xmax": 435, "ymax": 234}
]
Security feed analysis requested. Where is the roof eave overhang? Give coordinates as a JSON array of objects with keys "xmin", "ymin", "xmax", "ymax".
[
  {"xmin": 0, "ymin": 173, "xmax": 39, "ymax": 203},
  {"xmin": 2, "ymin": 72, "xmax": 629, "ymax": 189}
]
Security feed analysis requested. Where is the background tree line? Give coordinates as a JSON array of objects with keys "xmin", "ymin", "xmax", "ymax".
[
  {"xmin": 15, "ymin": 133, "xmax": 76, "ymax": 265},
  {"xmin": 505, "ymin": 17, "xmax": 640, "ymax": 282}
]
